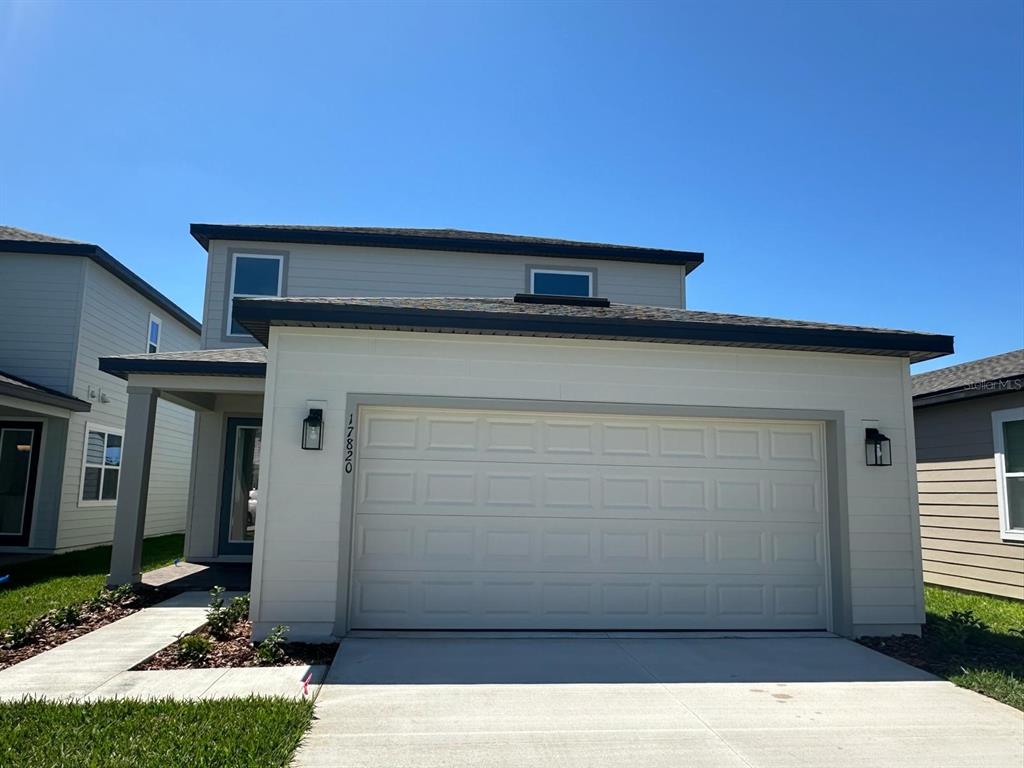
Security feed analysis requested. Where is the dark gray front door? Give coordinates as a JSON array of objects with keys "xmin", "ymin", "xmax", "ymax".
[
  {"xmin": 0, "ymin": 421, "xmax": 42, "ymax": 548},
  {"xmin": 219, "ymin": 417, "xmax": 261, "ymax": 556}
]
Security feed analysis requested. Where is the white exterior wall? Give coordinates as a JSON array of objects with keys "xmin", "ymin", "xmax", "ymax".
[
  {"xmin": 201, "ymin": 240, "xmax": 687, "ymax": 349},
  {"xmin": 54, "ymin": 261, "xmax": 200, "ymax": 551},
  {"xmin": 251, "ymin": 327, "xmax": 923, "ymax": 640}
]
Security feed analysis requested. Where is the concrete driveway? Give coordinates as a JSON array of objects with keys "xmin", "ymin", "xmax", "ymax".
[{"xmin": 294, "ymin": 636, "xmax": 1024, "ymax": 768}]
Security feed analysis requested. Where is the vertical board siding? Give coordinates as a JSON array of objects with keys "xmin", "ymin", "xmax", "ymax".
[
  {"xmin": 201, "ymin": 240, "xmax": 686, "ymax": 349},
  {"xmin": 54, "ymin": 262, "xmax": 201, "ymax": 550},
  {"xmin": 0, "ymin": 253, "xmax": 84, "ymax": 393},
  {"xmin": 914, "ymin": 392, "xmax": 1024, "ymax": 600},
  {"xmin": 251, "ymin": 328, "xmax": 920, "ymax": 637}
]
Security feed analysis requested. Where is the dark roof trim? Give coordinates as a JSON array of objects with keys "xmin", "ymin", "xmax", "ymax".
[
  {"xmin": 98, "ymin": 357, "xmax": 266, "ymax": 380},
  {"xmin": 513, "ymin": 293, "xmax": 611, "ymax": 308},
  {"xmin": 913, "ymin": 376, "xmax": 1024, "ymax": 407},
  {"xmin": 0, "ymin": 239, "xmax": 201, "ymax": 335},
  {"xmin": 233, "ymin": 299, "xmax": 954, "ymax": 363},
  {"xmin": 0, "ymin": 372, "xmax": 91, "ymax": 413},
  {"xmin": 190, "ymin": 224, "xmax": 705, "ymax": 271}
]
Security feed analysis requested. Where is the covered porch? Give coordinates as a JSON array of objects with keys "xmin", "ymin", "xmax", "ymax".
[{"xmin": 97, "ymin": 349, "xmax": 267, "ymax": 586}]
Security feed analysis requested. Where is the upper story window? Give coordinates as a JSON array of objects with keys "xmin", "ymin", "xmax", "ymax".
[
  {"xmin": 529, "ymin": 268, "xmax": 593, "ymax": 297},
  {"xmin": 993, "ymin": 407, "xmax": 1024, "ymax": 542},
  {"xmin": 80, "ymin": 424, "xmax": 122, "ymax": 505},
  {"xmin": 147, "ymin": 314, "xmax": 161, "ymax": 353},
  {"xmin": 228, "ymin": 253, "xmax": 283, "ymax": 336}
]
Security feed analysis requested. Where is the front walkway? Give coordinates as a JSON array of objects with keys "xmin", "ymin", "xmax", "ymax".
[
  {"xmin": 293, "ymin": 636, "xmax": 1024, "ymax": 768},
  {"xmin": 0, "ymin": 591, "xmax": 325, "ymax": 702}
]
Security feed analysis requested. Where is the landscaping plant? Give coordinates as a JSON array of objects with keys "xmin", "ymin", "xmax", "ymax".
[
  {"xmin": 176, "ymin": 634, "xmax": 213, "ymax": 664},
  {"xmin": 255, "ymin": 625, "xmax": 290, "ymax": 664}
]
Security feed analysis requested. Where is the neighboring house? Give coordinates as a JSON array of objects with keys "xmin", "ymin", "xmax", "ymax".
[
  {"xmin": 0, "ymin": 226, "xmax": 201, "ymax": 554},
  {"xmin": 99, "ymin": 224, "xmax": 953, "ymax": 639},
  {"xmin": 912, "ymin": 350, "xmax": 1024, "ymax": 600}
]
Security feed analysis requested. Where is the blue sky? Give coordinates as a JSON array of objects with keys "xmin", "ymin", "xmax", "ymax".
[{"xmin": 1, "ymin": 0, "xmax": 1020, "ymax": 371}]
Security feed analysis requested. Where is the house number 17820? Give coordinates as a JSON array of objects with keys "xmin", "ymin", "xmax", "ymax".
[{"xmin": 344, "ymin": 413, "xmax": 355, "ymax": 473}]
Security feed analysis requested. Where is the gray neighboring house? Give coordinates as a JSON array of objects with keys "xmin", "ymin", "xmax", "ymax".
[
  {"xmin": 912, "ymin": 349, "xmax": 1024, "ymax": 600},
  {"xmin": 0, "ymin": 226, "xmax": 201, "ymax": 554},
  {"xmin": 99, "ymin": 224, "xmax": 954, "ymax": 640}
]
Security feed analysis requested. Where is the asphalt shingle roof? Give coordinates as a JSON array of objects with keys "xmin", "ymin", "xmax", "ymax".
[
  {"xmin": 0, "ymin": 369, "xmax": 91, "ymax": 411},
  {"xmin": 99, "ymin": 347, "xmax": 267, "ymax": 379},
  {"xmin": 189, "ymin": 224, "xmax": 704, "ymax": 270},
  {"xmin": 912, "ymin": 349, "xmax": 1024, "ymax": 400},
  {"xmin": 0, "ymin": 225, "xmax": 85, "ymax": 245},
  {"xmin": 232, "ymin": 295, "xmax": 953, "ymax": 362}
]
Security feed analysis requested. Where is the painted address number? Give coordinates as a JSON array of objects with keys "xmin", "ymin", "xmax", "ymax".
[{"xmin": 344, "ymin": 413, "xmax": 355, "ymax": 473}]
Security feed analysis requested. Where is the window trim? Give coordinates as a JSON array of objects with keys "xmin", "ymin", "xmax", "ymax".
[
  {"xmin": 992, "ymin": 406, "xmax": 1024, "ymax": 543},
  {"xmin": 147, "ymin": 313, "xmax": 161, "ymax": 354},
  {"xmin": 78, "ymin": 423, "xmax": 124, "ymax": 508},
  {"xmin": 225, "ymin": 251, "xmax": 285, "ymax": 338},
  {"xmin": 532, "ymin": 268, "xmax": 598, "ymax": 296}
]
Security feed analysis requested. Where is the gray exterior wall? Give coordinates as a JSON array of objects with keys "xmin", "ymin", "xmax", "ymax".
[
  {"xmin": 0, "ymin": 253, "xmax": 85, "ymax": 393},
  {"xmin": 54, "ymin": 260, "xmax": 200, "ymax": 551},
  {"xmin": 200, "ymin": 240, "xmax": 688, "ymax": 349},
  {"xmin": 914, "ymin": 390, "xmax": 1024, "ymax": 599}
]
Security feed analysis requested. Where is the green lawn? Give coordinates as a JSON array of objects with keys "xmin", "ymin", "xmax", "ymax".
[
  {"xmin": 0, "ymin": 534, "xmax": 183, "ymax": 627},
  {"xmin": 863, "ymin": 585, "xmax": 1024, "ymax": 710},
  {"xmin": 0, "ymin": 696, "xmax": 314, "ymax": 768}
]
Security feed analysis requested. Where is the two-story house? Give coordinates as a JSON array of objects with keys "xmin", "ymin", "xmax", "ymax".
[
  {"xmin": 100, "ymin": 224, "xmax": 953, "ymax": 641},
  {"xmin": 0, "ymin": 226, "xmax": 200, "ymax": 555}
]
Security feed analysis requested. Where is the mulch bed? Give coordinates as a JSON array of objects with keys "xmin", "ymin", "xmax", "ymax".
[
  {"xmin": 0, "ymin": 586, "xmax": 177, "ymax": 671},
  {"xmin": 134, "ymin": 620, "xmax": 338, "ymax": 670},
  {"xmin": 858, "ymin": 632, "xmax": 1024, "ymax": 679}
]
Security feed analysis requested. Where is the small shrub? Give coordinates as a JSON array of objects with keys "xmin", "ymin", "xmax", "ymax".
[
  {"xmin": 206, "ymin": 589, "xmax": 250, "ymax": 639},
  {"xmin": 937, "ymin": 609, "xmax": 990, "ymax": 651},
  {"xmin": 103, "ymin": 584, "xmax": 135, "ymax": 605},
  {"xmin": 1, "ymin": 619, "xmax": 38, "ymax": 649},
  {"xmin": 255, "ymin": 625, "xmax": 289, "ymax": 664},
  {"xmin": 227, "ymin": 594, "xmax": 250, "ymax": 624},
  {"xmin": 48, "ymin": 604, "xmax": 81, "ymax": 628},
  {"xmin": 176, "ymin": 634, "xmax": 213, "ymax": 663}
]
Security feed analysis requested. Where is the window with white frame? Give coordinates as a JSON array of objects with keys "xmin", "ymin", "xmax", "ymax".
[
  {"xmin": 147, "ymin": 314, "xmax": 161, "ymax": 353},
  {"xmin": 80, "ymin": 425, "xmax": 123, "ymax": 504},
  {"xmin": 529, "ymin": 268, "xmax": 593, "ymax": 297},
  {"xmin": 227, "ymin": 253, "xmax": 283, "ymax": 336},
  {"xmin": 993, "ymin": 407, "xmax": 1024, "ymax": 542}
]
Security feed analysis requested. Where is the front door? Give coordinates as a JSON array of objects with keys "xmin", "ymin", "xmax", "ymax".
[
  {"xmin": 219, "ymin": 418, "xmax": 262, "ymax": 556},
  {"xmin": 0, "ymin": 421, "xmax": 43, "ymax": 547}
]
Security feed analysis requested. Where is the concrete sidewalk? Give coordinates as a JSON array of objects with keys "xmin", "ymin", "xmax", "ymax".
[
  {"xmin": 293, "ymin": 637, "xmax": 1024, "ymax": 768},
  {"xmin": 0, "ymin": 590, "xmax": 324, "ymax": 701}
]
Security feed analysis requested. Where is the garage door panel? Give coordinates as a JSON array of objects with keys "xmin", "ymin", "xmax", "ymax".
[
  {"xmin": 358, "ymin": 408, "xmax": 821, "ymax": 471},
  {"xmin": 349, "ymin": 572, "xmax": 826, "ymax": 630},
  {"xmin": 351, "ymin": 406, "xmax": 828, "ymax": 631},
  {"xmin": 358, "ymin": 459, "xmax": 822, "ymax": 523},
  {"xmin": 352, "ymin": 514, "xmax": 825, "ymax": 576}
]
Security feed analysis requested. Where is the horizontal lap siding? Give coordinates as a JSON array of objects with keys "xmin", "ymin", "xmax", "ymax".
[
  {"xmin": 253, "ymin": 328, "xmax": 921, "ymax": 633},
  {"xmin": 55, "ymin": 263, "xmax": 200, "ymax": 551},
  {"xmin": 914, "ymin": 393, "xmax": 1024, "ymax": 600},
  {"xmin": 201, "ymin": 240, "xmax": 685, "ymax": 349},
  {"xmin": 0, "ymin": 253, "xmax": 83, "ymax": 393}
]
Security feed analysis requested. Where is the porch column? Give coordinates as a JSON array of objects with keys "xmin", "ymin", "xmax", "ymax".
[{"xmin": 107, "ymin": 386, "xmax": 159, "ymax": 586}]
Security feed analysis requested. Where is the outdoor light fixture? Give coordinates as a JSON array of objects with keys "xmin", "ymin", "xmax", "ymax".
[
  {"xmin": 865, "ymin": 427, "xmax": 891, "ymax": 467},
  {"xmin": 302, "ymin": 408, "xmax": 324, "ymax": 450}
]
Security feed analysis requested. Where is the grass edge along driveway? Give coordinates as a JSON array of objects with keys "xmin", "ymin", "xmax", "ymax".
[
  {"xmin": 0, "ymin": 696, "xmax": 315, "ymax": 768},
  {"xmin": 0, "ymin": 534, "xmax": 183, "ymax": 627},
  {"xmin": 861, "ymin": 585, "xmax": 1024, "ymax": 711}
]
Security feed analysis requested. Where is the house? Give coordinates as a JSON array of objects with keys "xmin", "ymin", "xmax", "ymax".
[
  {"xmin": 98, "ymin": 224, "xmax": 954, "ymax": 639},
  {"xmin": 0, "ymin": 226, "xmax": 200, "ymax": 555},
  {"xmin": 912, "ymin": 350, "xmax": 1023, "ymax": 600}
]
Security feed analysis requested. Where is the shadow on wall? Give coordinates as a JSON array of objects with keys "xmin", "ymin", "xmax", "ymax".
[{"xmin": 323, "ymin": 636, "xmax": 938, "ymax": 685}]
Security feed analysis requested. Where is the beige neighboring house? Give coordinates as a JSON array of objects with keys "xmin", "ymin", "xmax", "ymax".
[{"xmin": 912, "ymin": 350, "xmax": 1024, "ymax": 600}]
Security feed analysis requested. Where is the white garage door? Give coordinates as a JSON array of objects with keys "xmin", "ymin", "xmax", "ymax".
[{"xmin": 349, "ymin": 406, "xmax": 828, "ymax": 631}]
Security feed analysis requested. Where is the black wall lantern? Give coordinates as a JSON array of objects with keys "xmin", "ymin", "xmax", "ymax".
[
  {"xmin": 865, "ymin": 427, "xmax": 891, "ymax": 466},
  {"xmin": 302, "ymin": 408, "xmax": 324, "ymax": 450}
]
